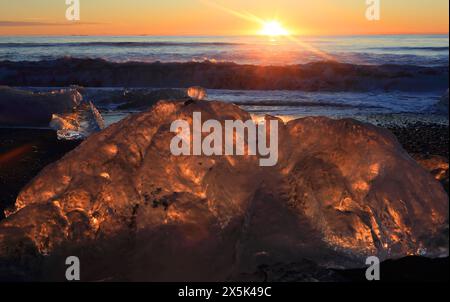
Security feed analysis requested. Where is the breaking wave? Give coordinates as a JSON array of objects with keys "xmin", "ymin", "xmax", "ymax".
[
  {"xmin": 369, "ymin": 46, "xmax": 449, "ymax": 52},
  {"xmin": 0, "ymin": 57, "xmax": 447, "ymax": 92},
  {"xmin": 0, "ymin": 41, "xmax": 243, "ymax": 48},
  {"xmin": 231, "ymin": 100, "xmax": 380, "ymax": 108}
]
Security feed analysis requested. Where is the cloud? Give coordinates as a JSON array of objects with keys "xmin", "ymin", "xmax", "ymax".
[{"xmin": 0, "ymin": 21, "xmax": 100, "ymax": 27}]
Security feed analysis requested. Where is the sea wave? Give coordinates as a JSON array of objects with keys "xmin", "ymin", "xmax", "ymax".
[
  {"xmin": 369, "ymin": 46, "xmax": 449, "ymax": 52},
  {"xmin": 0, "ymin": 57, "xmax": 447, "ymax": 92},
  {"xmin": 0, "ymin": 41, "xmax": 243, "ymax": 48},
  {"xmin": 231, "ymin": 100, "xmax": 381, "ymax": 108}
]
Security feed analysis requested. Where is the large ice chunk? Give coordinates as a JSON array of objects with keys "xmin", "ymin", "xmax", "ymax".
[{"xmin": 0, "ymin": 100, "xmax": 447, "ymax": 281}]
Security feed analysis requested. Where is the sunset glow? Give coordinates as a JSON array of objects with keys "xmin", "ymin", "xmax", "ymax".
[
  {"xmin": 0, "ymin": 0, "xmax": 448, "ymax": 36},
  {"xmin": 259, "ymin": 21, "xmax": 289, "ymax": 36},
  {"xmin": 0, "ymin": 0, "xmax": 449, "ymax": 286}
]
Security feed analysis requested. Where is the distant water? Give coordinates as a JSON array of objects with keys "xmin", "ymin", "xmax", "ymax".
[{"xmin": 0, "ymin": 35, "xmax": 448, "ymax": 66}]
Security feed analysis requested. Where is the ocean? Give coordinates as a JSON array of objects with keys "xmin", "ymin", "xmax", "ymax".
[
  {"xmin": 0, "ymin": 35, "xmax": 448, "ymax": 125},
  {"xmin": 0, "ymin": 35, "xmax": 448, "ymax": 66}
]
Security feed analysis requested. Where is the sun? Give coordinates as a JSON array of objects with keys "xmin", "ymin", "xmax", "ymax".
[{"xmin": 259, "ymin": 20, "xmax": 289, "ymax": 36}]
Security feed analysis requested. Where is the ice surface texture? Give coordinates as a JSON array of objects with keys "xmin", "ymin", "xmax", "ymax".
[{"xmin": 0, "ymin": 100, "xmax": 447, "ymax": 281}]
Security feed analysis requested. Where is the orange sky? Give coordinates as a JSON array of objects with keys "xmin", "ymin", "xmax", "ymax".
[{"xmin": 0, "ymin": 0, "xmax": 448, "ymax": 36}]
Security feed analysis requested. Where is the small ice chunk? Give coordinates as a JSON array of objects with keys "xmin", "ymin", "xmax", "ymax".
[
  {"xmin": 186, "ymin": 86, "xmax": 207, "ymax": 101},
  {"xmin": 50, "ymin": 101, "xmax": 105, "ymax": 140}
]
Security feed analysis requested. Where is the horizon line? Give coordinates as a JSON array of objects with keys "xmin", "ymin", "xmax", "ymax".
[{"xmin": 0, "ymin": 32, "xmax": 449, "ymax": 37}]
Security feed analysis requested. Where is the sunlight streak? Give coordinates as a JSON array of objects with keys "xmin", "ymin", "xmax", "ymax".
[{"xmin": 198, "ymin": 0, "xmax": 335, "ymax": 62}]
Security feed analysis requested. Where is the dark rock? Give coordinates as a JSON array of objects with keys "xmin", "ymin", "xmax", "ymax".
[
  {"xmin": 116, "ymin": 88, "xmax": 187, "ymax": 110},
  {"xmin": 0, "ymin": 86, "xmax": 82, "ymax": 127}
]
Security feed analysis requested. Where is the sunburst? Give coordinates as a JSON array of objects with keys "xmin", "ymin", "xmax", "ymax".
[{"xmin": 259, "ymin": 21, "xmax": 289, "ymax": 36}]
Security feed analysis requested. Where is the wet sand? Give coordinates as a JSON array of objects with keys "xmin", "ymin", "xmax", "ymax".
[{"xmin": 387, "ymin": 122, "xmax": 449, "ymax": 158}]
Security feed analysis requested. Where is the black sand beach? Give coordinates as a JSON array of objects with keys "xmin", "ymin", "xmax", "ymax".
[
  {"xmin": 387, "ymin": 122, "xmax": 449, "ymax": 193},
  {"xmin": 387, "ymin": 122, "xmax": 449, "ymax": 158}
]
